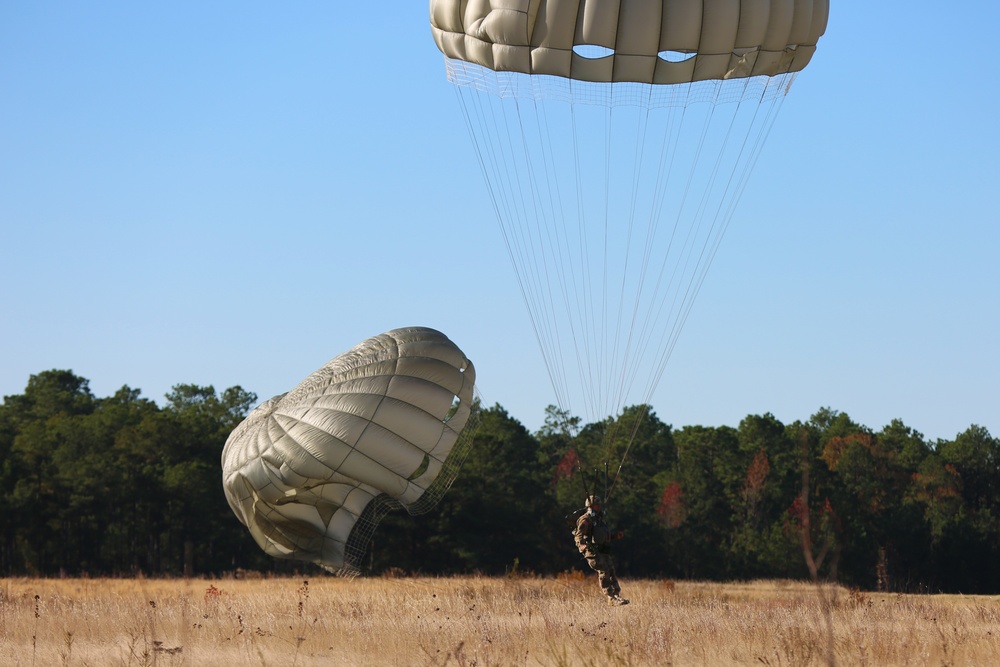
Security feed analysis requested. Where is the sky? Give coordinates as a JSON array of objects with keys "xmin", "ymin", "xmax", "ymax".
[{"xmin": 1, "ymin": 3, "xmax": 997, "ymax": 442}]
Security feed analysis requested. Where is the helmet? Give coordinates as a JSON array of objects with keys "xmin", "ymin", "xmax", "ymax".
[{"xmin": 585, "ymin": 495, "xmax": 602, "ymax": 509}]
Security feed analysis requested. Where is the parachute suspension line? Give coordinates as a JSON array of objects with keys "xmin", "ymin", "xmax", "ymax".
[
  {"xmin": 617, "ymin": 98, "xmax": 689, "ymax": 412},
  {"xmin": 532, "ymin": 95, "xmax": 579, "ymax": 417},
  {"xmin": 642, "ymin": 91, "xmax": 750, "ymax": 407},
  {"xmin": 502, "ymin": 94, "xmax": 557, "ymax": 383},
  {"xmin": 550, "ymin": 98, "xmax": 600, "ymax": 421},
  {"xmin": 607, "ymin": 365, "xmax": 659, "ymax": 504},
  {"xmin": 677, "ymin": 78, "xmax": 790, "ymax": 337},
  {"xmin": 600, "ymin": 81, "xmax": 732, "ymax": 469},
  {"xmin": 569, "ymin": 88, "xmax": 600, "ymax": 419},
  {"xmin": 450, "ymin": 59, "xmax": 800, "ymax": 462},
  {"xmin": 633, "ymin": 99, "xmax": 725, "ymax": 411},
  {"xmin": 643, "ymin": 74, "xmax": 795, "ymax": 403},
  {"xmin": 556, "ymin": 94, "xmax": 599, "ymax": 420},
  {"xmin": 509, "ymin": 92, "xmax": 570, "ymax": 410},
  {"xmin": 453, "ymin": 81, "xmax": 568, "ymax": 409},
  {"xmin": 699, "ymin": 82, "xmax": 786, "ymax": 285},
  {"xmin": 595, "ymin": 75, "xmax": 793, "ymax": 478},
  {"xmin": 597, "ymin": 96, "xmax": 615, "ymax": 421},
  {"xmin": 664, "ymin": 85, "xmax": 789, "ymax": 373},
  {"xmin": 634, "ymin": 75, "xmax": 795, "ymax": 425},
  {"xmin": 605, "ymin": 402, "xmax": 652, "ymax": 505},
  {"xmin": 516, "ymin": 88, "xmax": 621, "ymax": 419},
  {"xmin": 632, "ymin": 99, "xmax": 697, "ymax": 395},
  {"xmin": 614, "ymin": 97, "xmax": 714, "ymax": 412},
  {"xmin": 600, "ymin": 91, "xmax": 658, "ymax": 465},
  {"xmin": 610, "ymin": 87, "xmax": 660, "ymax": 424},
  {"xmin": 507, "ymin": 80, "xmax": 588, "ymax": 414},
  {"xmin": 661, "ymin": 83, "xmax": 750, "ymax": 350},
  {"xmin": 453, "ymin": 86, "xmax": 512, "ymax": 271},
  {"xmin": 714, "ymin": 80, "xmax": 791, "ymax": 257}
]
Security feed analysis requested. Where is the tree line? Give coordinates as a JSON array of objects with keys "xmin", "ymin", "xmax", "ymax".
[{"xmin": 2, "ymin": 370, "xmax": 997, "ymax": 593}]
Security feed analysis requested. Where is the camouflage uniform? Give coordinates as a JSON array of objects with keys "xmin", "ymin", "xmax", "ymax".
[{"xmin": 574, "ymin": 497, "xmax": 627, "ymax": 604}]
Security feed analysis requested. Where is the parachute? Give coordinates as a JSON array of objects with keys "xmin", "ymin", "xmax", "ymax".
[
  {"xmin": 430, "ymin": 1, "xmax": 828, "ymax": 436},
  {"xmin": 221, "ymin": 327, "xmax": 479, "ymax": 575}
]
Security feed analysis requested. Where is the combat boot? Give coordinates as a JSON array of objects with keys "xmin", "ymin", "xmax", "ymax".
[{"xmin": 608, "ymin": 595, "xmax": 630, "ymax": 606}]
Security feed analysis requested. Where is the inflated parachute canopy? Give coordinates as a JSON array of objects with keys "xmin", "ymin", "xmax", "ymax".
[
  {"xmin": 430, "ymin": 0, "xmax": 829, "ymax": 84},
  {"xmin": 221, "ymin": 327, "xmax": 478, "ymax": 575}
]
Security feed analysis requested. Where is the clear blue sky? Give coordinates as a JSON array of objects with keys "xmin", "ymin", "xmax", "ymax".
[{"xmin": 2, "ymin": 3, "xmax": 997, "ymax": 442}]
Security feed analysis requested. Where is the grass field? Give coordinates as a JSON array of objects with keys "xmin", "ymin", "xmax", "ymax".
[{"xmin": 2, "ymin": 574, "xmax": 998, "ymax": 666}]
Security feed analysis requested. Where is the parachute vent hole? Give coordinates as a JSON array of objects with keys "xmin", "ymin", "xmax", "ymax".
[
  {"xmin": 445, "ymin": 397, "xmax": 461, "ymax": 423},
  {"xmin": 408, "ymin": 454, "xmax": 431, "ymax": 481},
  {"xmin": 657, "ymin": 50, "xmax": 697, "ymax": 63},
  {"xmin": 573, "ymin": 44, "xmax": 614, "ymax": 59}
]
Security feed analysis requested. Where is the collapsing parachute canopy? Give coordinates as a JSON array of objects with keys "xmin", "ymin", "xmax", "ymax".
[
  {"xmin": 428, "ymin": 1, "xmax": 827, "ymax": 429},
  {"xmin": 221, "ymin": 327, "xmax": 478, "ymax": 575}
]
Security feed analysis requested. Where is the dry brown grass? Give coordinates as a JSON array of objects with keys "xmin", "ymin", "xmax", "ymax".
[{"xmin": 1, "ymin": 574, "xmax": 998, "ymax": 666}]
